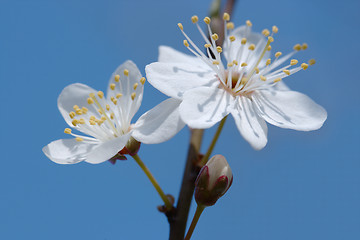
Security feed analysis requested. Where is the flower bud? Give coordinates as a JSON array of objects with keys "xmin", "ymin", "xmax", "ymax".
[{"xmin": 195, "ymin": 155, "xmax": 233, "ymax": 206}]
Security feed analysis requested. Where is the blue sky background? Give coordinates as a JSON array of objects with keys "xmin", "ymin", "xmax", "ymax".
[{"xmin": 1, "ymin": 0, "xmax": 359, "ymax": 239}]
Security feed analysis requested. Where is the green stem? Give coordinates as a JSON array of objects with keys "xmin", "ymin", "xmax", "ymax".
[
  {"xmin": 201, "ymin": 116, "xmax": 228, "ymax": 165},
  {"xmin": 132, "ymin": 154, "xmax": 172, "ymax": 210},
  {"xmin": 184, "ymin": 205, "xmax": 205, "ymax": 240}
]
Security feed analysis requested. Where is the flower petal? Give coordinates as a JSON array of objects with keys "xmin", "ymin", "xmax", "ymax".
[
  {"xmin": 132, "ymin": 98, "xmax": 185, "ymax": 144},
  {"xmin": 58, "ymin": 83, "xmax": 99, "ymax": 129},
  {"xmin": 158, "ymin": 46, "xmax": 209, "ymax": 66},
  {"xmin": 42, "ymin": 139, "xmax": 98, "ymax": 164},
  {"xmin": 85, "ymin": 133, "xmax": 132, "ymax": 164},
  {"xmin": 253, "ymin": 90, "xmax": 327, "ymax": 131},
  {"xmin": 106, "ymin": 60, "xmax": 143, "ymax": 123},
  {"xmin": 145, "ymin": 62, "xmax": 217, "ymax": 99},
  {"xmin": 179, "ymin": 86, "xmax": 234, "ymax": 129},
  {"xmin": 231, "ymin": 97, "xmax": 268, "ymax": 150}
]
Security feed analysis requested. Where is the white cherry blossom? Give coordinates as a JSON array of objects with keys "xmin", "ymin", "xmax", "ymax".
[
  {"xmin": 145, "ymin": 14, "xmax": 327, "ymax": 150},
  {"xmin": 43, "ymin": 61, "xmax": 184, "ymax": 164}
]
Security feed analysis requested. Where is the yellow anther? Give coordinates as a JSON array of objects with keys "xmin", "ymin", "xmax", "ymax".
[
  {"xmin": 212, "ymin": 33, "xmax": 219, "ymax": 41},
  {"xmin": 255, "ymin": 67, "xmax": 260, "ymax": 74},
  {"xmin": 89, "ymin": 93, "xmax": 95, "ymax": 98},
  {"xmin": 69, "ymin": 112, "xmax": 76, "ymax": 119},
  {"xmin": 240, "ymin": 77, "xmax": 248, "ymax": 85},
  {"xmin": 290, "ymin": 59, "xmax": 298, "ymax": 66},
  {"xmin": 241, "ymin": 62, "xmax": 248, "ymax": 67},
  {"xmin": 116, "ymin": 93, "xmax": 123, "ymax": 99},
  {"xmin": 223, "ymin": 13, "xmax": 230, "ymax": 21},
  {"xmin": 266, "ymin": 59, "xmax": 271, "ymax": 66},
  {"xmin": 177, "ymin": 23, "xmax": 183, "ymax": 30},
  {"xmin": 241, "ymin": 38, "xmax": 247, "ymax": 45},
  {"xmin": 73, "ymin": 105, "xmax": 80, "ymax": 110},
  {"xmin": 226, "ymin": 22, "xmax": 234, "ymax": 29},
  {"xmin": 204, "ymin": 43, "xmax": 211, "ymax": 48},
  {"xmin": 260, "ymin": 75, "xmax": 267, "ymax": 81},
  {"xmin": 267, "ymin": 45, "xmax": 272, "ymax": 51},
  {"xmin": 301, "ymin": 63, "xmax": 309, "ymax": 70},
  {"xmin": 309, "ymin": 59, "xmax": 316, "ymax": 65},
  {"xmin": 233, "ymin": 60, "xmax": 238, "ymax": 65},
  {"xmin": 212, "ymin": 60, "xmax": 220, "ymax": 65},
  {"xmin": 268, "ymin": 36, "xmax": 274, "ymax": 42},
  {"xmin": 248, "ymin": 44, "xmax": 255, "ymax": 51},
  {"xmin": 204, "ymin": 17, "xmax": 211, "ymax": 24},
  {"xmin": 274, "ymin": 78, "xmax": 282, "ymax": 83},
  {"xmin": 272, "ymin": 25, "xmax": 278, "ymax": 34},
  {"xmin": 133, "ymin": 83, "xmax": 139, "ymax": 90},
  {"xmin": 183, "ymin": 40, "xmax": 189, "ymax": 47},
  {"xmin": 97, "ymin": 91, "xmax": 104, "ymax": 99},
  {"xmin": 262, "ymin": 29, "xmax": 270, "ymax": 37},
  {"xmin": 90, "ymin": 116, "xmax": 96, "ymax": 121},
  {"xmin": 89, "ymin": 120, "xmax": 96, "ymax": 125},
  {"xmin": 283, "ymin": 70, "xmax": 291, "ymax": 75},
  {"xmin": 216, "ymin": 46, "xmax": 222, "ymax": 53},
  {"xmin": 123, "ymin": 69, "xmax": 129, "ymax": 76},
  {"xmin": 79, "ymin": 118, "xmax": 85, "ymax": 124},
  {"xmin": 302, "ymin": 43, "xmax": 308, "ymax": 50},
  {"xmin": 97, "ymin": 120, "xmax": 104, "ymax": 126},
  {"xmin": 106, "ymin": 104, "xmax": 110, "ymax": 111},
  {"xmin": 227, "ymin": 62, "xmax": 234, "ymax": 67},
  {"xmin": 64, "ymin": 128, "xmax": 72, "ymax": 134},
  {"xmin": 131, "ymin": 92, "xmax": 136, "ymax": 100},
  {"xmin": 114, "ymin": 74, "xmax": 120, "ymax": 82},
  {"xmin": 110, "ymin": 112, "xmax": 115, "ymax": 120},
  {"xmin": 112, "ymin": 98, "xmax": 118, "ymax": 105},
  {"xmin": 275, "ymin": 51, "xmax": 282, "ymax": 58},
  {"xmin": 110, "ymin": 83, "xmax": 115, "ymax": 90},
  {"xmin": 293, "ymin": 44, "xmax": 302, "ymax": 51},
  {"xmin": 191, "ymin": 15, "xmax": 199, "ymax": 23},
  {"xmin": 76, "ymin": 109, "xmax": 82, "ymax": 115},
  {"xmin": 110, "ymin": 96, "xmax": 115, "ymax": 101},
  {"xmin": 140, "ymin": 77, "xmax": 146, "ymax": 85},
  {"xmin": 98, "ymin": 109, "xmax": 103, "ymax": 115},
  {"xmin": 81, "ymin": 107, "xmax": 88, "ymax": 114},
  {"xmin": 229, "ymin": 36, "xmax": 236, "ymax": 42},
  {"xmin": 75, "ymin": 137, "xmax": 83, "ymax": 142},
  {"xmin": 246, "ymin": 20, "xmax": 252, "ymax": 27},
  {"xmin": 72, "ymin": 119, "xmax": 78, "ymax": 126},
  {"xmin": 100, "ymin": 116, "xmax": 106, "ymax": 121}
]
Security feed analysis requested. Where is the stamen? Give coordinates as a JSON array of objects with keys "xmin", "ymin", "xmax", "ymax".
[
  {"xmin": 274, "ymin": 78, "xmax": 282, "ymax": 83},
  {"xmin": 64, "ymin": 128, "xmax": 72, "ymax": 134},
  {"xmin": 213, "ymin": 60, "xmax": 220, "ymax": 65},
  {"xmin": 229, "ymin": 36, "xmax": 236, "ymax": 42},
  {"xmin": 267, "ymin": 45, "xmax": 272, "ymax": 51},
  {"xmin": 248, "ymin": 44, "xmax": 255, "ymax": 50},
  {"xmin": 302, "ymin": 43, "xmax": 308, "ymax": 50},
  {"xmin": 72, "ymin": 119, "xmax": 78, "ymax": 126},
  {"xmin": 246, "ymin": 20, "xmax": 252, "ymax": 27},
  {"xmin": 216, "ymin": 46, "xmax": 222, "ymax": 53},
  {"xmin": 227, "ymin": 62, "xmax": 233, "ymax": 67},
  {"xmin": 110, "ymin": 112, "xmax": 115, "ymax": 119},
  {"xmin": 87, "ymin": 97, "xmax": 94, "ymax": 104},
  {"xmin": 82, "ymin": 107, "xmax": 88, "ymax": 114},
  {"xmin": 112, "ymin": 98, "xmax": 118, "ymax": 105},
  {"xmin": 133, "ymin": 83, "xmax": 139, "ymax": 90},
  {"xmin": 233, "ymin": 60, "xmax": 238, "ymax": 65},
  {"xmin": 140, "ymin": 77, "xmax": 146, "ymax": 85},
  {"xmin": 75, "ymin": 137, "xmax": 83, "ymax": 142},
  {"xmin": 241, "ymin": 62, "xmax": 248, "ymax": 67},
  {"xmin": 183, "ymin": 40, "xmax": 189, "ymax": 47},
  {"xmin": 204, "ymin": 17, "xmax": 211, "ymax": 24},
  {"xmin": 110, "ymin": 83, "xmax": 116, "ymax": 90},
  {"xmin": 131, "ymin": 92, "xmax": 136, "ymax": 100},
  {"xmin": 212, "ymin": 33, "xmax": 219, "ymax": 41},
  {"xmin": 204, "ymin": 43, "xmax": 211, "ymax": 48},
  {"xmin": 123, "ymin": 69, "xmax": 129, "ymax": 76},
  {"xmin": 226, "ymin": 22, "xmax": 234, "ymax": 29},
  {"xmin": 260, "ymin": 75, "xmax": 267, "ymax": 81},
  {"xmin": 223, "ymin": 13, "xmax": 230, "ymax": 21},
  {"xmin": 69, "ymin": 112, "xmax": 76, "ymax": 119},
  {"xmin": 290, "ymin": 59, "xmax": 298, "ymax": 66},
  {"xmin": 293, "ymin": 44, "xmax": 302, "ymax": 51},
  {"xmin": 255, "ymin": 67, "xmax": 260, "ymax": 74},
  {"xmin": 309, "ymin": 59, "xmax": 316, "ymax": 65},
  {"xmin": 78, "ymin": 118, "xmax": 85, "ymax": 124},
  {"xmin": 301, "ymin": 63, "xmax": 308, "ymax": 70},
  {"xmin": 73, "ymin": 105, "xmax": 79, "ymax": 110},
  {"xmin": 241, "ymin": 38, "xmax": 247, "ymax": 44},
  {"xmin": 177, "ymin": 23, "xmax": 183, "ymax": 30},
  {"xmin": 272, "ymin": 25, "xmax": 278, "ymax": 34},
  {"xmin": 191, "ymin": 15, "xmax": 199, "ymax": 23},
  {"xmin": 275, "ymin": 52, "xmax": 282, "ymax": 58},
  {"xmin": 283, "ymin": 70, "xmax": 291, "ymax": 75},
  {"xmin": 266, "ymin": 59, "xmax": 271, "ymax": 66},
  {"xmin": 268, "ymin": 36, "xmax": 274, "ymax": 42},
  {"xmin": 106, "ymin": 104, "xmax": 110, "ymax": 111},
  {"xmin": 262, "ymin": 29, "xmax": 270, "ymax": 37},
  {"xmin": 97, "ymin": 91, "xmax": 104, "ymax": 99},
  {"xmin": 114, "ymin": 75, "xmax": 120, "ymax": 82}
]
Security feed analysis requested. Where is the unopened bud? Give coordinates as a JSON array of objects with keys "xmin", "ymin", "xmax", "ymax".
[{"xmin": 195, "ymin": 155, "xmax": 233, "ymax": 206}]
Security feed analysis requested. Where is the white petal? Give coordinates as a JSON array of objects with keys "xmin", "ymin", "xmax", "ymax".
[
  {"xmin": 86, "ymin": 133, "xmax": 132, "ymax": 164},
  {"xmin": 179, "ymin": 86, "xmax": 234, "ymax": 129},
  {"xmin": 58, "ymin": 83, "xmax": 99, "ymax": 128},
  {"xmin": 231, "ymin": 97, "xmax": 268, "ymax": 150},
  {"xmin": 253, "ymin": 90, "xmax": 327, "ymax": 131},
  {"xmin": 132, "ymin": 98, "xmax": 185, "ymax": 144},
  {"xmin": 145, "ymin": 62, "xmax": 217, "ymax": 99},
  {"xmin": 224, "ymin": 25, "xmax": 270, "ymax": 69},
  {"xmin": 272, "ymin": 81, "xmax": 290, "ymax": 91},
  {"xmin": 106, "ymin": 60, "xmax": 143, "ymax": 123},
  {"xmin": 159, "ymin": 46, "xmax": 209, "ymax": 66},
  {"xmin": 43, "ymin": 139, "xmax": 98, "ymax": 164}
]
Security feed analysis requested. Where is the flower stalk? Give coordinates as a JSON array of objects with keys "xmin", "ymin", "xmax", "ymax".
[
  {"xmin": 132, "ymin": 154, "xmax": 173, "ymax": 210},
  {"xmin": 184, "ymin": 205, "xmax": 205, "ymax": 240}
]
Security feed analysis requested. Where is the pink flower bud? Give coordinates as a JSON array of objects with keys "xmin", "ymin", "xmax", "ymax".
[{"xmin": 195, "ymin": 154, "xmax": 233, "ymax": 206}]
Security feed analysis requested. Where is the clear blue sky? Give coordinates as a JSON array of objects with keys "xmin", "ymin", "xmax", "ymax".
[{"xmin": 1, "ymin": 0, "xmax": 359, "ymax": 239}]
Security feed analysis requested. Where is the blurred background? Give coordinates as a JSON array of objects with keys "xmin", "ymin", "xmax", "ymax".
[{"xmin": 1, "ymin": 0, "xmax": 359, "ymax": 239}]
